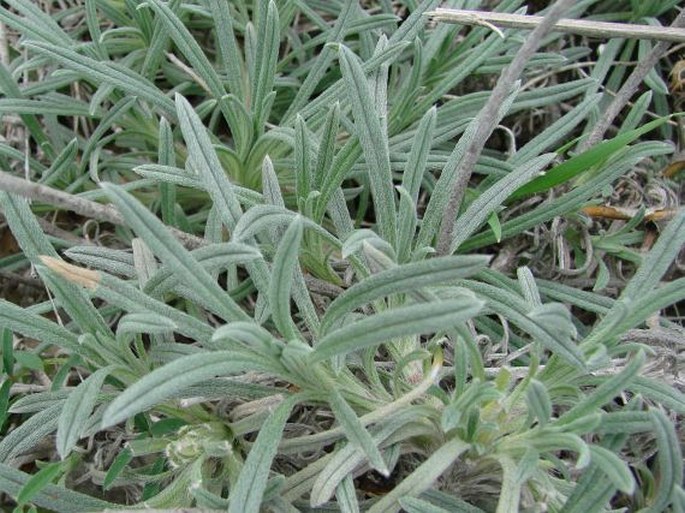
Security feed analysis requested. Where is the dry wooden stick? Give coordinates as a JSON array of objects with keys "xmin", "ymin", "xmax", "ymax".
[
  {"xmin": 0, "ymin": 170, "xmax": 205, "ymax": 249},
  {"xmin": 428, "ymin": 8, "xmax": 685, "ymax": 43}
]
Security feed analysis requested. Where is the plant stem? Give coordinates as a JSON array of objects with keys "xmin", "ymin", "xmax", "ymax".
[{"xmin": 435, "ymin": 0, "xmax": 577, "ymax": 256}]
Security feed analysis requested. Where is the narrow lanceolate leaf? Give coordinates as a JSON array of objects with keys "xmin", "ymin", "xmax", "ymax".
[
  {"xmin": 313, "ymin": 298, "xmax": 484, "ymax": 362},
  {"xmin": 399, "ymin": 497, "xmax": 452, "ymax": 513},
  {"xmin": 143, "ymin": 0, "xmax": 225, "ymax": 98},
  {"xmin": 251, "ymin": 0, "xmax": 280, "ymax": 130},
  {"xmin": 397, "ymin": 106, "xmax": 437, "ymax": 262},
  {"xmin": 368, "ymin": 437, "xmax": 470, "ymax": 513},
  {"xmin": 57, "ymin": 366, "xmax": 115, "ymax": 459},
  {"xmin": 294, "ymin": 115, "xmax": 312, "ymax": 202},
  {"xmin": 1, "ymin": 0, "xmax": 72, "ymax": 46},
  {"xmin": 270, "ymin": 217, "xmax": 304, "ymax": 340},
  {"xmin": 0, "ymin": 298, "xmax": 79, "ymax": 351},
  {"xmin": 23, "ymin": 42, "xmax": 175, "ymax": 117},
  {"xmin": 0, "ymin": 403, "xmax": 61, "ymax": 463},
  {"xmin": 588, "ymin": 445, "xmax": 635, "ymax": 494},
  {"xmin": 0, "ymin": 463, "xmax": 115, "ymax": 513},
  {"xmin": 232, "ymin": 204, "xmax": 340, "ymax": 248},
  {"xmin": 101, "ymin": 182, "xmax": 249, "ymax": 323},
  {"xmin": 461, "ymin": 279, "xmax": 586, "ymax": 368},
  {"xmin": 207, "ymin": 0, "xmax": 244, "ymax": 99},
  {"xmin": 283, "ymin": 0, "xmax": 355, "ymax": 121},
  {"xmin": 102, "ymin": 352, "xmax": 265, "ymax": 428},
  {"xmin": 338, "ymin": 45, "xmax": 396, "ymax": 246},
  {"xmin": 526, "ymin": 379, "xmax": 552, "ymax": 426},
  {"xmin": 39, "ymin": 257, "xmax": 213, "ymax": 342},
  {"xmin": 174, "ymin": 93, "xmax": 243, "ymax": 227},
  {"xmin": 228, "ymin": 394, "xmax": 301, "ymax": 513},
  {"xmin": 321, "ymin": 255, "xmax": 489, "ymax": 333},
  {"xmin": 313, "ymin": 102, "xmax": 340, "ymax": 191},
  {"xmin": 557, "ymin": 351, "xmax": 645, "ymax": 426},
  {"xmin": 647, "ymin": 409, "xmax": 683, "ymax": 513},
  {"xmin": 140, "ymin": 0, "xmax": 180, "ymax": 77},
  {"xmin": 328, "ymin": 389, "xmax": 389, "ymax": 476},
  {"xmin": 620, "ymin": 210, "xmax": 685, "ymax": 301},
  {"xmin": 0, "ymin": 98, "xmax": 92, "ymax": 116},
  {"xmin": 117, "ymin": 313, "xmax": 176, "ymax": 337},
  {"xmin": 80, "ymin": 96, "xmax": 138, "ymax": 172},
  {"xmin": 450, "ymin": 153, "xmax": 556, "ymax": 252}
]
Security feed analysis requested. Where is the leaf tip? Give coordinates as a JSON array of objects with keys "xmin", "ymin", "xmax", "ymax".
[{"xmin": 39, "ymin": 256, "xmax": 100, "ymax": 290}]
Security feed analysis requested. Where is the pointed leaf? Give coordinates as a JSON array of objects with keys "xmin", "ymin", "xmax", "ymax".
[
  {"xmin": 313, "ymin": 298, "xmax": 484, "ymax": 362},
  {"xmin": 101, "ymin": 182, "xmax": 248, "ymax": 323},
  {"xmin": 57, "ymin": 366, "xmax": 115, "ymax": 459},
  {"xmin": 338, "ymin": 45, "xmax": 396, "ymax": 245},
  {"xmin": 270, "ymin": 217, "xmax": 303, "ymax": 340},
  {"xmin": 228, "ymin": 394, "xmax": 301, "ymax": 513},
  {"xmin": 329, "ymin": 389, "xmax": 388, "ymax": 476},
  {"xmin": 588, "ymin": 445, "xmax": 635, "ymax": 494},
  {"xmin": 102, "ymin": 351, "xmax": 264, "ymax": 428}
]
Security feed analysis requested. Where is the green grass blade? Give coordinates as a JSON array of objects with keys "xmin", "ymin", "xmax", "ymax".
[
  {"xmin": 510, "ymin": 93, "xmax": 602, "ymax": 166},
  {"xmin": 0, "ymin": 462, "xmax": 115, "ymax": 512},
  {"xmin": 16, "ymin": 460, "xmax": 65, "ymax": 507},
  {"xmin": 460, "ymin": 141, "xmax": 673, "ymax": 251},
  {"xmin": 508, "ymin": 116, "xmax": 669, "ymax": 200}
]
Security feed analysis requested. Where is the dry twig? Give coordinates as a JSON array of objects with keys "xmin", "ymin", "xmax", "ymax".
[{"xmin": 428, "ymin": 8, "xmax": 685, "ymax": 43}]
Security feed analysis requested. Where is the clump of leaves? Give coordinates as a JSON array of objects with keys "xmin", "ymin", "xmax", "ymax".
[{"xmin": 0, "ymin": 0, "xmax": 683, "ymax": 512}]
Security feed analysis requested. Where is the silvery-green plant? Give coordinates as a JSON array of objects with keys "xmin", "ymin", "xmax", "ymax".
[{"xmin": 0, "ymin": 0, "xmax": 683, "ymax": 512}]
